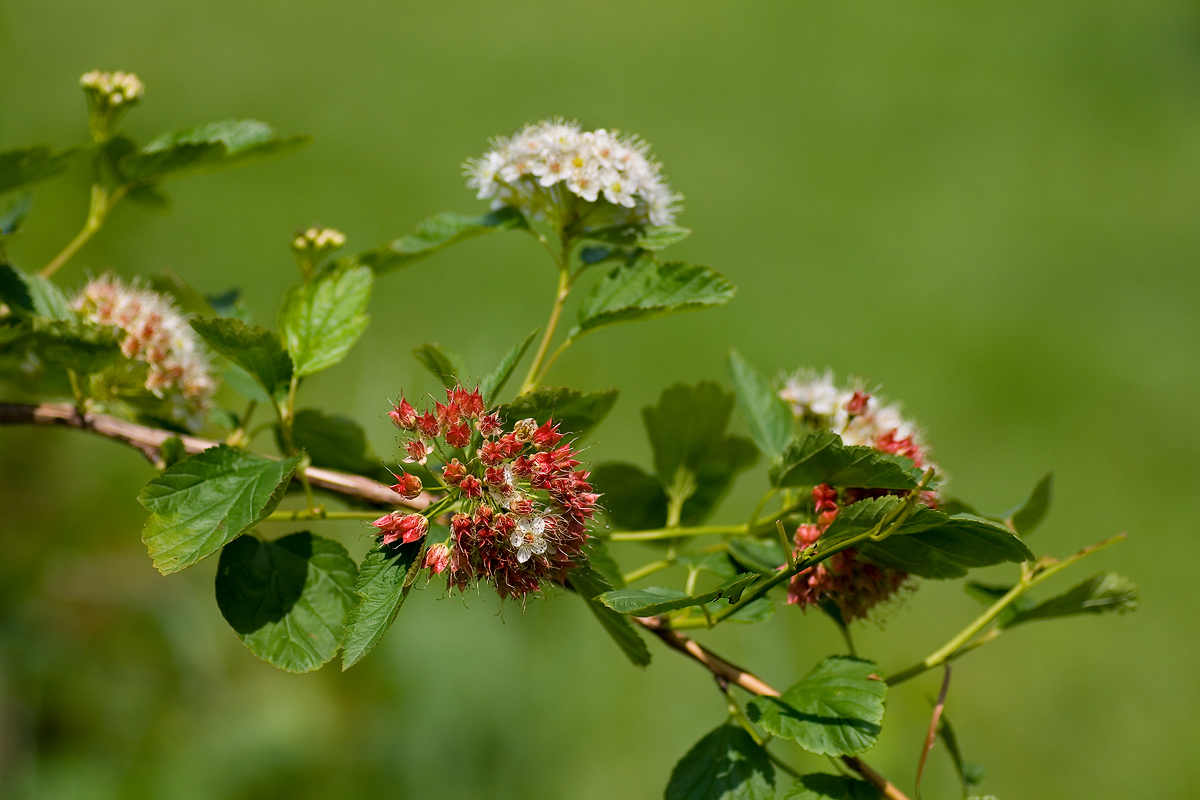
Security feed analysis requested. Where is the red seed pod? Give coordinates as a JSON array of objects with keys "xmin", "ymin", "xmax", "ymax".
[
  {"xmin": 380, "ymin": 513, "xmax": 428, "ymax": 546},
  {"xmin": 483, "ymin": 466, "xmax": 508, "ymax": 486},
  {"xmin": 531, "ymin": 419, "xmax": 563, "ymax": 451},
  {"xmin": 445, "ymin": 421, "xmax": 472, "ymax": 449},
  {"xmin": 389, "ymin": 397, "xmax": 418, "ymax": 429},
  {"xmin": 403, "ymin": 438, "xmax": 433, "ymax": 465},
  {"xmin": 459, "ymin": 475, "xmax": 483, "ymax": 499},
  {"xmin": 479, "ymin": 441, "xmax": 506, "ymax": 466},
  {"xmin": 476, "ymin": 412, "xmax": 502, "ymax": 438},
  {"xmin": 442, "ymin": 458, "xmax": 467, "ymax": 485},
  {"xmin": 416, "ymin": 411, "xmax": 440, "ymax": 439},
  {"xmin": 812, "ymin": 483, "xmax": 838, "ymax": 513},
  {"xmin": 424, "ymin": 543, "xmax": 451, "ymax": 574},
  {"xmin": 390, "ymin": 472, "xmax": 423, "ymax": 499}
]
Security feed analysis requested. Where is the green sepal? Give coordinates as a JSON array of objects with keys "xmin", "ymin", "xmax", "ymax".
[
  {"xmin": 279, "ymin": 263, "xmax": 373, "ymax": 377},
  {"xmin": 354, "ymin": 207, "xmax": 530, "ymax": 274},
  {"xmin": 1002, "ymin": 572, "xmax": 1138, "ymax": 628},
  {"xmin": 138, "ymin": 444, "xmax": 301, "ymax": 574},
  {"xmin": 215, "ymin": 531, "xmax": 358, "ymax": 673},
  {"xmin": 771, "ymin": 430, "xmax": 924, "ymax": 491},
  {"xmin": 665, "ymin": 723, "xmax": 775, "ymax": 800},
  {"xmin": 728, "ymin": 349, "xmax": 792, "ymax": 462},
  {"xmin": 567, "ymin": 255, "xmax": 735, "ymax": 342},
  {"xmin": 748, "ymin": 656, "xmax": 887, "ymax": 756},
  {"xmin": 499, "ymin": 386, "xmax": 618, "ymax": 438},
  {"xmin": 191, "ymin": 317, "xmax": 293, "ymax": 404},
  {"xmin": 0, "ymin": 145, "xmax": 85, "ymax": 195},
  {"xmin": 341, "ymin": 538, "xmax": 426, "ymax": 670},
  {"xmin": 598, "ymin": 573, "xmax": 758, "ymax": 615},
  {"xmin": 412, "ymin": 342, "xmax": 465, "ymax": 390},
  {"xmin": 120, "ymin": 120, "xmax": 310, "ymax": 183}
]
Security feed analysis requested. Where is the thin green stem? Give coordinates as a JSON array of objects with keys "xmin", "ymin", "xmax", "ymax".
[
  {"xmin": 41, "ymin": 183, "xmax": 128, "ymax": 278},
  {"xmin": 885, "ymin": 533, "xmax": 1127, "ymax": 685},
  {"xmin": 520, "ymin": 262, "xmax": 572, "ymax": 394},
  {"xmin": 225, "ymin": 400, "xmax": 258, "ymax": 447},
  {"xmin": 609, "ymin": 524, "xmax": 746, "ymax": 542},
  {"xmin": 265, "ymin": 509, "xmax": 382, "ymax": 522},
  {"xmin": 278, "ymin": 374, "xmax": 315, "ymax": 512},
  {"xmin": 622, "ymin": 559, "xmax": 673, "ymax": 584}
]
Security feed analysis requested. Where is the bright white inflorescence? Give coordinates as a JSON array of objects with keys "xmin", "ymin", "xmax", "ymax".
[
  {"xmin": 74, "ymin": 275, "xmax": 215, "ymax": 426},
  {"xmin": 464, "ymin": 119, "xmax": 681, "ymax": 227}
]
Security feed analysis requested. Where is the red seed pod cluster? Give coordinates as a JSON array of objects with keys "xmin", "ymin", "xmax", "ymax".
[{"xmin": 384, "ymin": 384, "xmax": 598, "ymax": 601}]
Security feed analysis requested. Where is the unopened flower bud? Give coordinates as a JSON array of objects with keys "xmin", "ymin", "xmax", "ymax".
[
  {"xmin": 844, "ymin": 391, "xmax": 871, "ymax": 416},
  {"xmin": 290, "ymin": 226, "xmax": 346, "ymax": 262},
  {"xmin": 512, "ymin": 418, "xmax": 538, "ymax": 443},
  {"xmin": 80, "ymin": 70, "xmax": 144, "ymax": 141}
]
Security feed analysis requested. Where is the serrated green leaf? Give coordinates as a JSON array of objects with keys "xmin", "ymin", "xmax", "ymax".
[
  {"xmin": 0, "ymin": 262, "xmax": 73, "ymax": 320},
  {"xmin": 280, "ymin": 264, "xmax": 372, "ymax": 377},
  {"xmin": 354, "ymin": 207, "xmax": 530, "ymax": 274},
  {"xmin": 341, "ymin": 539, "xmax": 425, "ymax": 669},
  {"xmin": 138, "ymin": 445, "xmax": 300, "ymax": 574},
  {"xmin": 598, "ymin": 573, "xmax": 758, "ymax": 615},
  {"xmin": 568, "ymin": 255, "xmax": 734, "ymax": 341},
  {"xmin": 748, "ymin": 656, "xmax": 887, "ymax": 756},
  {"xmin": 0, "ymin": 192, "xmax": 32, "ymax": 235},
  {"xmin": 31, "ymin": 319, "xmax": 123, "ymax": 375},
  {"xmin": 771, "ymin": 430, "xmax": 923, "ymax": 491},
  {"xmin": 0, "ymin": 262, "xmax": 34, "ymax": 315},
  {"xmin": 480, "ymin": 328, "xmax": 538, "ymax": 404},
  {"xmin": 191, "ymin": 317, "xmax": 292, "ymax": 403},
  {"xmin": 589, "ymin": 462, "xmax": 669, "ymax": 531},
  {"xmin": 665, "ymin": 723, "xmax": 775, "ymax": 800},
  {"xmin": 216, "ymin": 531, "xmax": 357, "ymax": 673},
  {"xmin": 567, "ymin": 560, "xmax": 651, "ymax": 667},
  {"xmin": 728, "ymin": 349, "xmax": 792, "ymax": 462},
  {"xmin": 578, "ymin": 223, "xmax": 691, "ymax": 252},
  {"xmin": 816, "ymin": 496, "xmax": 948, "ymax": 552},
  {"xmin": 282, "ymin": 408, "xmax": 388, "ymax": 481},
  {"xmin": 120, "ymin": 120, "xmax": 310, "ymax": 183},
  {"xmin": 583, "ymin": 537, "xmax": 625, "ymax": 590},
  {"xmin": 412, "ymin": 342, "xmax": 464, "ymax": 390},
  {"xmin": 1005, "ymin": 472, "xmax": 1053, "ymax": 537},
  {"xmin": 148, "ymin": 271, "xmax": 215, "ymax": 317},
  {"xmin": 0, "ymin": 145, "xmax": 84, "ymax": 194},
  {"xmin": 500, "ymin": 386, "xmax": 618, "ymax": 438},
  {"xmin": 783, "ymin": 774, "xmax": 883, "ymax": 800},
  {"xmin": 859, "ymin": 515, "xmax": 1033, "ymax": 580},
  {"xmin": 681, "ymin": 436, "xmax": 758, "ymax": 526},
  {"xmin": 1003, "ymin": 572, "xmax": 1138, "ymax": 628}
]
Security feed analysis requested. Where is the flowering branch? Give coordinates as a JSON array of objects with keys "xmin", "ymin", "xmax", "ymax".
[
  {"xmin": 635, "ymin": 616, "xmax": 912, "ymax": 800},
  {"xmin": 0, "ymin": 402, "xmax": 432, "ymax": 509}
]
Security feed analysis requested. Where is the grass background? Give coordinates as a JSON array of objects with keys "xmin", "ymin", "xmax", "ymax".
[{"xmin": 1, "ymin": 1, "xmax": 1197, "ymax": 797}]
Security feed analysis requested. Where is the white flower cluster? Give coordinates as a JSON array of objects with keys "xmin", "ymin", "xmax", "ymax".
[
  {"xmin": 780, "ymin": 369, "xmax": 935, "ymax": 469},
  {"xmin": 465, "ymin": 119, "xmax": 680, "ymax": 226},
  {"xmin": 79, "ymin": 70, "xmax": 144, "ymax": 107},
  {"xmin": 74, "ymin": 275, "xmax": 215, "ymax": 425},
  {"xmin": 291, "ymin": 226, "xmax": 346, "ymax": 253}
]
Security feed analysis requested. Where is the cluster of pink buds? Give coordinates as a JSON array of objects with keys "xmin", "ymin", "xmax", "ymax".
[
  {"xmin": 378, "ymin": 384, "xmax": 598, "ymax": 601},
  {"xmin": 73, "ymin": 274, "xmax": 215, "ymax": 427},
  {"xmin": 782, "ymin": 373, "xmax": 943, "ymax": 621}
]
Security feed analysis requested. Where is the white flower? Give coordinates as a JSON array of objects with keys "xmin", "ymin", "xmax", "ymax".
[
  {"xmin": 781, "ymin": 369, "xmax": 841, "ymax": 418},
  {"xmin": 510, "ymin": 515, "xmax": 551, "ymax": 563},
  {"xmin": 463, "ymin": 119, "xmax": 681, "ymax": 227}
]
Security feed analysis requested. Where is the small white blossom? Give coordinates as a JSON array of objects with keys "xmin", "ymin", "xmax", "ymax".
[
  {"xmin": 510, "ymin": 515, "xmax": 551, "ymax": 563},
  {"xmin": 464, "ymin": 119, "xmax": 681, "ymax": 227}
]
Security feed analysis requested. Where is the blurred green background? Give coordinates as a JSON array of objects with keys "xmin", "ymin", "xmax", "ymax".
[{"xmin": 1, "ymin": 1, "xmax": 1197, "ymax": 797}]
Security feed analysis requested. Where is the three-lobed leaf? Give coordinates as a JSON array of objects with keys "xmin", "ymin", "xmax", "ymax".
[
  {"xmin": 568, "ymin": 255, "xmax": 735, "ymax": 341},
  {"xmin": 191, "ymin": 317, "xmax": 293, "ymax": 404},
  {"xmin": 748, "ymin": 656, "xmax": 888, "ymax": 756},
  {"xmin": 280, "ymin": 263, "xmax": 373, "ymax": 377},
  {"xmin": 771, "ymin": 430, "xmax": 923, "ymax": 491},
  {"xmin": 215, "ymin": 531, "xmax": 358, "ymax": 673},
  {"xmin": 139, "ymin": 445, "xmax": 301, "ymax": 574},
  {"xmin": 354, "ymin": 207, "xmax": 530, "ymax": 274},
  {"xmin": 342, "ymin": 539, "xmax": 426, "ymax": 670},
  {"xmin": 665, "ymin": 723, "xmax": 775, "ymax": 800}
]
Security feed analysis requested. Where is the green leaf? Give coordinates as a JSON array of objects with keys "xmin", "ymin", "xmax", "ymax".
[
  {"xmin": 138, "ymin": 445, "xmax": 301, "ymax": 575},
  {"xmin": 160, "ymin": 436, "xmax": 187, "ymax": 469},
  {"xmin": 31, "ymin": 319, "xmax": 123, "ymax": 375},
  {"xmin": 665, "ymin": 723, "xmax": 775, "ymax": 800},
  {"xmin": 680, "ymin": 436, "xmax": 758, "ymax": 526},
  {"xmin": 280, "ymin": 264, "xmax": 373, "ymax": 377},
  {"xmin": 566, "ymin": 561, "xmax": 651, "ymax": 667},
  {"xmin": 480, "ymin": 328, "xmax": 538, "ymax": 404},
  {"xmin": 568, "ymin": 255, "xmax": 735, "ymax": 341},
  {"xmin": 1005, "ymin": 472, "xmax": 1053, "ymax": 537},
  {"xmin": 120, "ymin": 120, "xmax": 310, "ymax": 183},
  {"xmin": 0, "ymin": 145, "xmax": 84, "ymax": 194},
  {"xmin": 719, "ymin": 596, "xmax": 776, "ymax": 624},
  {"xmin": 0, "ymin": 262, "xmax": 73, "ymax": 320},
  {"xmin": 783, "ymin": 774, "xmax": 883, "ymax": 800},
  {"xmin": 354, "ymin": 207, "xmax": 530, "ymax": 274},
  {"xmin": 583, "ymin": 537, "xmax": 626, "ymax": 589},
  {"xmin": 578, "ymin": 223, "xmax": 692, "ymax": 252},
  {"xmin": 500, "ymin": 386, "xmax": 618, "ymax": 438},
  {"xmin": 728, "ymin": 349, "xmax": 792, "ymax": 462},
  {"xmin": 728, "ymin": 538, "xmax": 787, "ymax": 575},
  {"xmin": 341, "ymin": 539, "xmax": 425, "ymax": 670},
  {"xmin": 148, "ymin": 271, "xmax": 217, "ymax": 317},
  {"xmin": 936, "ymin": 712, "xmax": 986, "ymax": 796},
  {"xmin": 771, "ymin": 430, "xmax": 923, "ymax": 491},
  {"xmin": 191, "ymin": 317, "xmax": 293, "ymax": 403},
  {"xmin": 816, "ymin": 496, "xmax": 948, "ymax": 552},
  {"xmin": 859, "ymin": 515, "xmax": 1033, "ymax": 580},
  {"xmin": 748, "ymin": 656, "xmax": 888, "ymax": 756},
  {"xmin": 283, "ymin": 408, "xmax": 388, "ymax": 481},
  {"xmin": 0, "ymin": 192, "xmax": 32, "ymax": 235},
  {"xmin": 215, "ymin": 531, "xmax": 357, "ymax": 673},
  {"xmin": 598, "ymin": 573, "xmax": 758, "ymax": 615},
  {"xmin": 412, "ymin": 342, "xmax": 464, "ymax": 390},
  {"xmin": 590, "ymin": 462, "xmax": 668, "ymax": 531},
  {"xmin": 125, "ymin": 182, "xmax": 171, "ymax": 211},
  {"xmin": 1003, "ymin": 572, "xmax": 1138, "ymax": 628}
]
